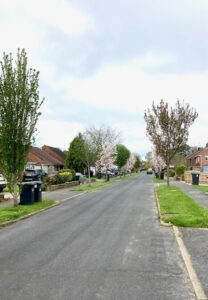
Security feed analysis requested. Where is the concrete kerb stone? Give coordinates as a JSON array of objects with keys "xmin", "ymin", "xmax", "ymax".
[
  {"xmin": 173, "ymin": 226, "xmax": 207, "ymax": 300},
  {"xmin": 154, "ymin": 184, "xmax": 207, "ymax": 300},
  {"xmin": 154, "ymin": 185, "xmax": 172, "ymax": 227}
]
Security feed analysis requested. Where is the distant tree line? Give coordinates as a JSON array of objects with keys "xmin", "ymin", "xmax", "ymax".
[{"xmin": 66, "ymin": 125, "xmax": 141, "ymax": 180}]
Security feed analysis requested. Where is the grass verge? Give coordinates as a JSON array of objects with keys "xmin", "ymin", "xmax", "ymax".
[
  {"xmin": 71, "ymin": 181, "xmax": 114, "ymax": 191},
  {"xmin": 192, "ymin": 185, "xmax": 208, "ymax": 193},
  {"xmin": 153, "ymin": 177, "xmax": 166, "ymax": 184},
  {"xmin": 0, "ymin": 200, "xmax": 55, "ymax": 225},
  {"xmin": 156, "ymin": 185, "xmax": 208, "ymax": 227}
]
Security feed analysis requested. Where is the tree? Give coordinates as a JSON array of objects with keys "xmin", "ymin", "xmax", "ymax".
[
  {"xmin": 115, "ymin": 144, "xmax": 130, "ymax": 173},
  {"xmin": 0, "ymin": 49, "xmax": 44, "ymax": 206},
  {"xmin": 145, "ymin": 151, "xmax": 152, "ymax": 169},
  {"xmin": 83, "ymin": 133, "xmax": 97, "ymax": 181},
  {"xmin": 133, "ymin": 154, "xmax": 141, "ymax": 172},
  {"xmin": 121, "ymin": 153, "xmax": 136, "ymax": 174},
  {"xmin": 127, "ymin": 154, "xmax": 136, "ymax": 171},
  {"xmin": 152, "ymin": 148, "xmax": 166, "ymax": 176},
  {"xmin": 66, "ymin": 133, "xmax": 87, "ymax": 173},
  {"xmin": 96, "ymin": 142, "xmax": 117, "ymax": 181},
  {"xmin": 86, "ymin": 125, "xmax": 121, "ymax": 170},
  {"xmin": 144, "ymin": 99, "xmax": 198, "ymax": 186}
]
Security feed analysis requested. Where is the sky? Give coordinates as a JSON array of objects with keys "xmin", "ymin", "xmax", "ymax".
[{"xmin": 0, "ymin": 0, "xmax": 208, "ymax": 158}]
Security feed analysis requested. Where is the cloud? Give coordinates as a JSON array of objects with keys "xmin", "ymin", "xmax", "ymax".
[
  {"xmin": 58, "ymin": 56, "xmax": 208, "ymax": 116},
  {"xmin": 36, "ymin": 120, "xmax": 85, "ymax": 151},
  {"xmin": 0, "ymin": 0, "xmax": 207, "ymax": 157}
]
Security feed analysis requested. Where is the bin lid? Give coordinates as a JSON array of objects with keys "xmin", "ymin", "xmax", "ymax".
[{"xmin": 20, "ymin": 181, "xmax": 41, "ymax": 185}]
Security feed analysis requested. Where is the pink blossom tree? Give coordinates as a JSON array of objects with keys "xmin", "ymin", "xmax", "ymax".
[
  {"xmin": 128, "ymin": 154, "xmax": 136, "ymax": 171},
  {"xmin": 121, "ymin": 154, "xmax": 136, "ymax": 174},
  {"xmin": 152, "ymin": 149, "xmax": 166, "ymax": 178},
  {"xmin": 96, "ymin": 142, "xmax": 117, "ymax": 180}
]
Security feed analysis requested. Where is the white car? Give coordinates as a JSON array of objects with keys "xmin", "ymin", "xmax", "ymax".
[
  {"xmin": 146, "ymin": 168, "xmax": 153, "ymax": 175},
  {"xmin": 0, "ymin": 174, "xmax": 6, "ymax": 192}
]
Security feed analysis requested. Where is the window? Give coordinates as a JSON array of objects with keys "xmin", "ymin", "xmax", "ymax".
[{"xmin": 205, "ymin": 156, "xmax": 208, "ymax": 161}]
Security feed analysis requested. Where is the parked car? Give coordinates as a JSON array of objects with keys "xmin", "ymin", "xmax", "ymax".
[
  {"xmin": 75, "ymin": 172, "xmax": 86, "ymax": 184},
  {"xmin": 146, "ymin": 168, "xmax": 153, "ymax": 175},
  {"xmin": 23, "ymin": 169, "xmax": 41, "ymax": 181},
  {"xmin": 35, "ymin": 169, "xmax": 47, "ymax": 177},
  {"xmin": 0, "ymin": 174, "xmax": 6, "ymax": 192}
]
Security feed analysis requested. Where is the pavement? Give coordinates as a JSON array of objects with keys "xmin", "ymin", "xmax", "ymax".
[
  {"xmin": 0, "ymin": 184, "xmax": 89, "ymax": 208},
  {"xmin": 170, "ymin": 180, "xmax": 208, "ymax": 298}
]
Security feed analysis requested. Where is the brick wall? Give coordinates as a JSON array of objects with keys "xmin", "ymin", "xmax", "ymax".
[{"xmin": 184, "ymin": 171, "xmax": 208, "ymax": 184}]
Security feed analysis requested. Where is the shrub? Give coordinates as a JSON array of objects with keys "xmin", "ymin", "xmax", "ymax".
[
  {"xmin": 44, "ymin": 171, "xmax": 73, "ymax": 186},
  {"xmin": 176, "ymin": 165, "xmax": 187, "ymax": 176},
  {"xmin": 58, "ymin": 168, "xmax": 75, "ymax": 180},
  {"xmin": 170, "ymin": 170, "xmax": 175, "ymax": 177},
  {"xmin": 57, "ymin": 172, "xmax": 73, "ymax": 183}
]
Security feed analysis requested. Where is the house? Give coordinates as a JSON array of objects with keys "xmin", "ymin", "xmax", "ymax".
[
  {"xmin": 186, "ymin": 147, "xmax": 208, "ymax": 172},
  {"xmin": 42, "ymin": 145, "xmax": 67, "ymax": 166},
  {"xmin": 27, "ymin": 146, "xmax": 66, "ymax": 175}
]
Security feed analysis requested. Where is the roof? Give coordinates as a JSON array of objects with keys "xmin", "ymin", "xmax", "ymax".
[
  {"xmin": 186, "ymin": 150, "xmax": 201, "ymax": 160},
  {"xmin": 27, "ymin": 147, "xmax": 64, "ymax": 166},
  {"xmin": 186, "ymin": 148, "xmax": 208, "ymax": 159},
  {"xmin": 42, "ymin": 145, "xmax": 66, "ymax": 165}
]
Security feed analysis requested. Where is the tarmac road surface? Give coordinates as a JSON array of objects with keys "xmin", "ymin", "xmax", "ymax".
[{"xmin": 0, "ymin": 173, "xmax": 195, "ymax": 300}]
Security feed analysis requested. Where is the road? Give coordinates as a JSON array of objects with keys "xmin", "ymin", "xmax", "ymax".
[{"xmin": 0, "ymin": 173, "xmax": 195, "ymax": 300}]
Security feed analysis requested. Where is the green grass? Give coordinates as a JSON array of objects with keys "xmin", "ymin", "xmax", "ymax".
[
  {"xmin": 156, "ymin": 185, "xmax": 208, "ymax": 227},
  {"xmin": 71, "ymin": 181, "xmax": 114, "ymax": 191},
  {"xmin": 153, "ymin": 177, "xmax": 166, "ymax": 184},
  {"xmin": 192, "ymin": 185, "xmax": 208, "ymax": 193},
  {"xmin": 0, "ymin": 200, "xmax": 55, "ymax": 225}
]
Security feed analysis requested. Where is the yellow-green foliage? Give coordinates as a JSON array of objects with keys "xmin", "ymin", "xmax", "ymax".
[{"xmin": 58, "ymin": 172, "xmax": 73, "ymax": 182}]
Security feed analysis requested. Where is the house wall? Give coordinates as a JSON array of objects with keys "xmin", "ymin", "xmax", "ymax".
[
  {"xmin": 186, "ymin": 148, "xmax": 208, "ymax": 171},
  {"xmin": 184, "ymin": 171, "xmax": 208, "ymax": 184}
]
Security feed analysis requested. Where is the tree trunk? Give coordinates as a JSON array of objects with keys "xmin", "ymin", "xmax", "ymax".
[
  {"xmin": 13, "ymin": 181, "xmax": 19, "ymax": 207},
  {"xmin": 167, "ymin": 165, "xmax": 170, "ymax": 187},
  {"xmin": 88, "ymin": 164, "xmax": 91, "ymax": 186}
]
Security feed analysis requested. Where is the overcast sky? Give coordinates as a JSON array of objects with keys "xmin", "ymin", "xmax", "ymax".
[{"xmin": 0, "ymin": 0, "xmax": 208, "ymax": 158}]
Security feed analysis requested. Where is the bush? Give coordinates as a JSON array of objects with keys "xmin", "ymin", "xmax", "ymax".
[
  {"xmin": 176, "ymin": 165, "xmax": 186, "ymax": 176},
  {"xmin": 57, "ymin": 172, "xmax": 73, "ymax": 183},
  {"xmin": 170, "ymin": 170, "xmax": 175, "ymax": 177},
  {"xmin": 44, "ymin": 171, "xmax": 73, "ymax": 186},
  {"xmin": 58, "ymin": 168, "xmax": 75, "ymax": 180}
]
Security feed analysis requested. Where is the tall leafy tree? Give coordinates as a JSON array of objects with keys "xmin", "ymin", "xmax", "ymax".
[
  {"xmin": 144, "ymin": 99, "xmax": 198, "ymax": 186},
  {"xmin": 83, "ymin": 133, "xmax": 97, "ymax": 181},
  {"xmin": 66, "ymin": 133, "xmax": 87, "ymax": 173},
  {"xmin": 86, "ymin": 125, "xmax": 121, "ymax": 164},
  {"xmin": 0, "ymin": 49, "xmax": 44, "ymax": 206},
  {"xmin": 115, "ymin": 144, "xmax": 130, "ymax": 172},
  {"xmin": 133, "ymin": 154, "xmax": 141, "ymax": 172}
]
